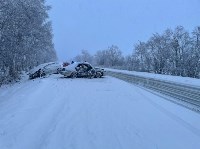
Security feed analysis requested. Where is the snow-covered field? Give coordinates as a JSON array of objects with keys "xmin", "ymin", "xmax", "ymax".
[{"xmin": 0, "ymin": 75, "xmax": 200, "ymax": 149}]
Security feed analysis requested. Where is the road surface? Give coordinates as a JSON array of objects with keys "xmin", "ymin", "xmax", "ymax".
[{"xmin": 0, "ymin": 75, "xmax": 200, "ymax": 149}]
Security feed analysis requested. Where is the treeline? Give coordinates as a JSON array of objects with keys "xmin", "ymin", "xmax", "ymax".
[
  {"xmin": 0, "ymin": 0, "xmax": 57, "ymax": 85},
  {"xmin": 74, "ymin": 26, "xmax": 200, "ymax": 78}
]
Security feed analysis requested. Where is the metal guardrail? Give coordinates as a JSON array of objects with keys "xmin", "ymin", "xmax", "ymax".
[{"xmin": 107, "ymin": 71, "xmax": 200, "ymax": 108}]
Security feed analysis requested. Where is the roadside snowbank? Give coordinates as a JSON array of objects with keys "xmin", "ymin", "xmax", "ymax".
[{"xmin": 105, "ymin": 68, "xmax": 200, "ymax": 87}]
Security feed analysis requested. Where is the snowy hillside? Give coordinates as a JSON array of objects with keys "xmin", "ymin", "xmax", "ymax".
[{"xmin": 0, "ymin": 75, "xmax": 200, "ymax": 149}]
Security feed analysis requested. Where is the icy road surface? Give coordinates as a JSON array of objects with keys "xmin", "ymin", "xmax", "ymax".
[{"xmin": 0, "ymin": 75, "xmax": 200, "ymax": 149}]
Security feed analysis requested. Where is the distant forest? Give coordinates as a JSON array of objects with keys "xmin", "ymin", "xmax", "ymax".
[
  {"xmin": 0, "ymin": 0, "xmax": 57, "ymax": 85},
  {"xmin": 74, "ymin": 26, "xmax": 200, "ymax": 79}
]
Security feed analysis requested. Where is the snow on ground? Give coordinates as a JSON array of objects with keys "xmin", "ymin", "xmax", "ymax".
[
  {"xmin": 0, "ymin": 75, "xmax": 200, "ymax": 149},
  {"xmin": 105, "ymin": 68, "xmax": 200, "ymax": 88}
]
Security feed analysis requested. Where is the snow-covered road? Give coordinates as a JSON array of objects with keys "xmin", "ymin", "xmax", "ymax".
[{"xmin": 0, "ymin": 75, "xmax": 200, "ymax": 149}]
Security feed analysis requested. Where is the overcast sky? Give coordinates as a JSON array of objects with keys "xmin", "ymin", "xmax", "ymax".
[{"xmin": 47, "ymin": 0, "xmax": 200, "ymax": 61}]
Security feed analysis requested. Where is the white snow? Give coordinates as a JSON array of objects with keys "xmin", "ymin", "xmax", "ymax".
[
  {"xmin": 0, "ymin": 75, "xmax": 200, "ymax": 149},
  {"xmin": 105, "ymin": 68, "xmax": 200, "ymax": 88}
]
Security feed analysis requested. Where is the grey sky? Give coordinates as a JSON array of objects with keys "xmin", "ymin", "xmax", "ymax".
[{"xmin": 47, "ymin": 0, "xmax": 200, "ymax": 61}]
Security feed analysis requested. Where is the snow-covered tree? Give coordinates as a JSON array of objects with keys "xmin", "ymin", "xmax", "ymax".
[
  {"xmin": 105, "ymin": 45, "xmax": 124, "ymax": 67},
  {"xmin": 94, "ymin": 50, "xmax": 107, "ymax": 66},
  {"xmin": 93, "ymin": 45, "xmax": 124, "ymax": 67},
  {"xmin": 191, "ymin": 26, "xmax": 200, "ymax": 78},
  {"xmin": 74, "ymin": 50, "xmax": 93, "ymax": 64},
  {"xmin": 171, "ymin": 26, "xmax": 191, "ymax": 76},
  {"xmin": 77, "ymin": 26, "xmax": 200, "ymax": 79},
  {"xmin": 0, "ymin": 0, "xmax": 57, "ymax": 85}
]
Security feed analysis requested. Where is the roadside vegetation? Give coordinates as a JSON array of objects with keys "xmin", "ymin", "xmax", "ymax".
[
  {"xmin": 75, "ymin": 26, "xmax": 200, "ymax": 79},
  {"xmin": 0, "ymin": 0, "xmax": 57, "ymax": 86}
]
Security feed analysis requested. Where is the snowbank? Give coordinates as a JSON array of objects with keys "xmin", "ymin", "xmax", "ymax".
[{"xmin": 105, "ymin": 68, "xmax": 200, "ymax": 87}]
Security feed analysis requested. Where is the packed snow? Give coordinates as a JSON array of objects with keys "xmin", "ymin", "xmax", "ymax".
[{"xmin": 0, "ymin": 75, "xmax": 200, "ymax": 149}]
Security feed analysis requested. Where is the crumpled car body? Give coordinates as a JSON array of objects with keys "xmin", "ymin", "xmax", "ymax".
[
  {"xmin": 29, "ymin": 62, "xmax": 61, "ymax": 79},
  {"xmin": 59, "ymin": 62, "xmax": 105, "ymax": 78}
]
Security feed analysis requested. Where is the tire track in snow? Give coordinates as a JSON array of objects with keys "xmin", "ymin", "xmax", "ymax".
[{"xmin": 135, "ymin": 86, "xmax": 200, "ymax": 138}]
